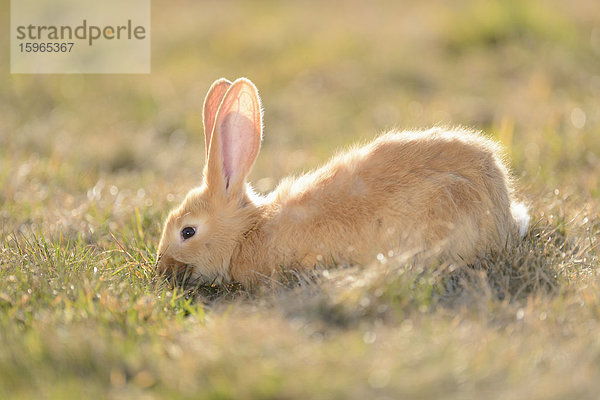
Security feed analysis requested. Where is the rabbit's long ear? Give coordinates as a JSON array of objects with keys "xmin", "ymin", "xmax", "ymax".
[
  {"xmin": 203, "ymin": 78, "xmax": 232, "ymax": 158},
  {"xmin": 205, "ymin": 78, "xmax": 262, "ymax": 200}
]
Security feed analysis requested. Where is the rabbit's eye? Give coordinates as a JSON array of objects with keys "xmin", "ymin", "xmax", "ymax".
[{"xmin": 181, "ymin": 227, "xmax": 196, "ymax": 240}]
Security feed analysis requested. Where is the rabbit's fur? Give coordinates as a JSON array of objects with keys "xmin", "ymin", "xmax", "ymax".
[{"xmin": 156, "ymin": 78, "xmax": 529, "ymax": 286}]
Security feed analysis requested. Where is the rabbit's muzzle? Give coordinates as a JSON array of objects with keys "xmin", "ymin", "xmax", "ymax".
[{"xmin": 155, "ymin": 254, "xmax": 191, "ymax": 283}]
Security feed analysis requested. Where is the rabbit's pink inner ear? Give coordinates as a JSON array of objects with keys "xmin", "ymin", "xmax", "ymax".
[
  {"xmin": 214, "ymin": 79, "xmax": 262, "ymax": 192},
  {"xmin": 203, "ymin": 79, "xmax": 232, "ymax": 157}
]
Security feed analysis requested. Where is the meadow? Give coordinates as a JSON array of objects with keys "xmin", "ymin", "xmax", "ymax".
[{"xmin": 1, "ymin": 0, "xmax": 600, "ymax": 398}]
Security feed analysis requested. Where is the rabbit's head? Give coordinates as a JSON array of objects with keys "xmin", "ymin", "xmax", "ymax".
[{"xmin": 156, "ymin": 78, "xmax": 263, "ymax": 284}]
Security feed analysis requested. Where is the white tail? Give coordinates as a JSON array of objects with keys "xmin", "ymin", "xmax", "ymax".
[{"xmin": 511, "ymin": 201, "xmax": 530, "ymax": 238}]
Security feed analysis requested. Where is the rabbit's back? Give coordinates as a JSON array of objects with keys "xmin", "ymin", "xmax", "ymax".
[{"xmin": 268, "ymin": 128, "xmax": 518, "ymax": 266}]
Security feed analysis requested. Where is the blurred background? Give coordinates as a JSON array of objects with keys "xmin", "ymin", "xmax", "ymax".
[{"xmin": 1, "ymin": 0, "xmax": 599, "ymax": 242}]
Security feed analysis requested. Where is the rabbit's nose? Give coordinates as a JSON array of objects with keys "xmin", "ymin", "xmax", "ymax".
[{"xmin": 155, "ymin": 254, "xmax": 186, "ymax": 279}]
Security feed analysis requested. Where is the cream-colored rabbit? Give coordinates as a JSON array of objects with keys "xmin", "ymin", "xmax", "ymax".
[{"xmin": 156, "ymin": 77, "xmax": 529, "ymax": 286}]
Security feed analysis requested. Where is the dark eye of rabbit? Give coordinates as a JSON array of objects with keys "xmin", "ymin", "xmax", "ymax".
[{"xmin": 181, "ymin": 227, "xmax": 196, "ymax": 240}]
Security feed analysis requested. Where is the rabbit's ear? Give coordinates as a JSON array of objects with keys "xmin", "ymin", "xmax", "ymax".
[
  {"xmin": 203, "ymin": 78, "xmax": 232, "ymax": 158},
  {"xmin": 205, "ymin": 78, "xmax": 262, "ymax": 199}
]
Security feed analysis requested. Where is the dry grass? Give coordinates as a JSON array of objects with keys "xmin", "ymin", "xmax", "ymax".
[{"xmin": 1, "ymin": 0, "xmax": 600, "ymax": 398}]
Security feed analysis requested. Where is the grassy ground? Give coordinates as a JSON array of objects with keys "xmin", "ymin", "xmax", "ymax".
[{"xmin": 1, "ymin": 0, "xmax": 600, "ymax": 398}]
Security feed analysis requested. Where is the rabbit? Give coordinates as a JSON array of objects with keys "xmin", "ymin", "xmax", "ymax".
[{"xmin": 156, "ymin": 77, "xmax": 530, "ymax": 287}]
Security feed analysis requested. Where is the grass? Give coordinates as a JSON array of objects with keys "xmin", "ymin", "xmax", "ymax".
[{"xmin": 1, "ymin": 0, "xmax": 600, "ymax": 398}]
